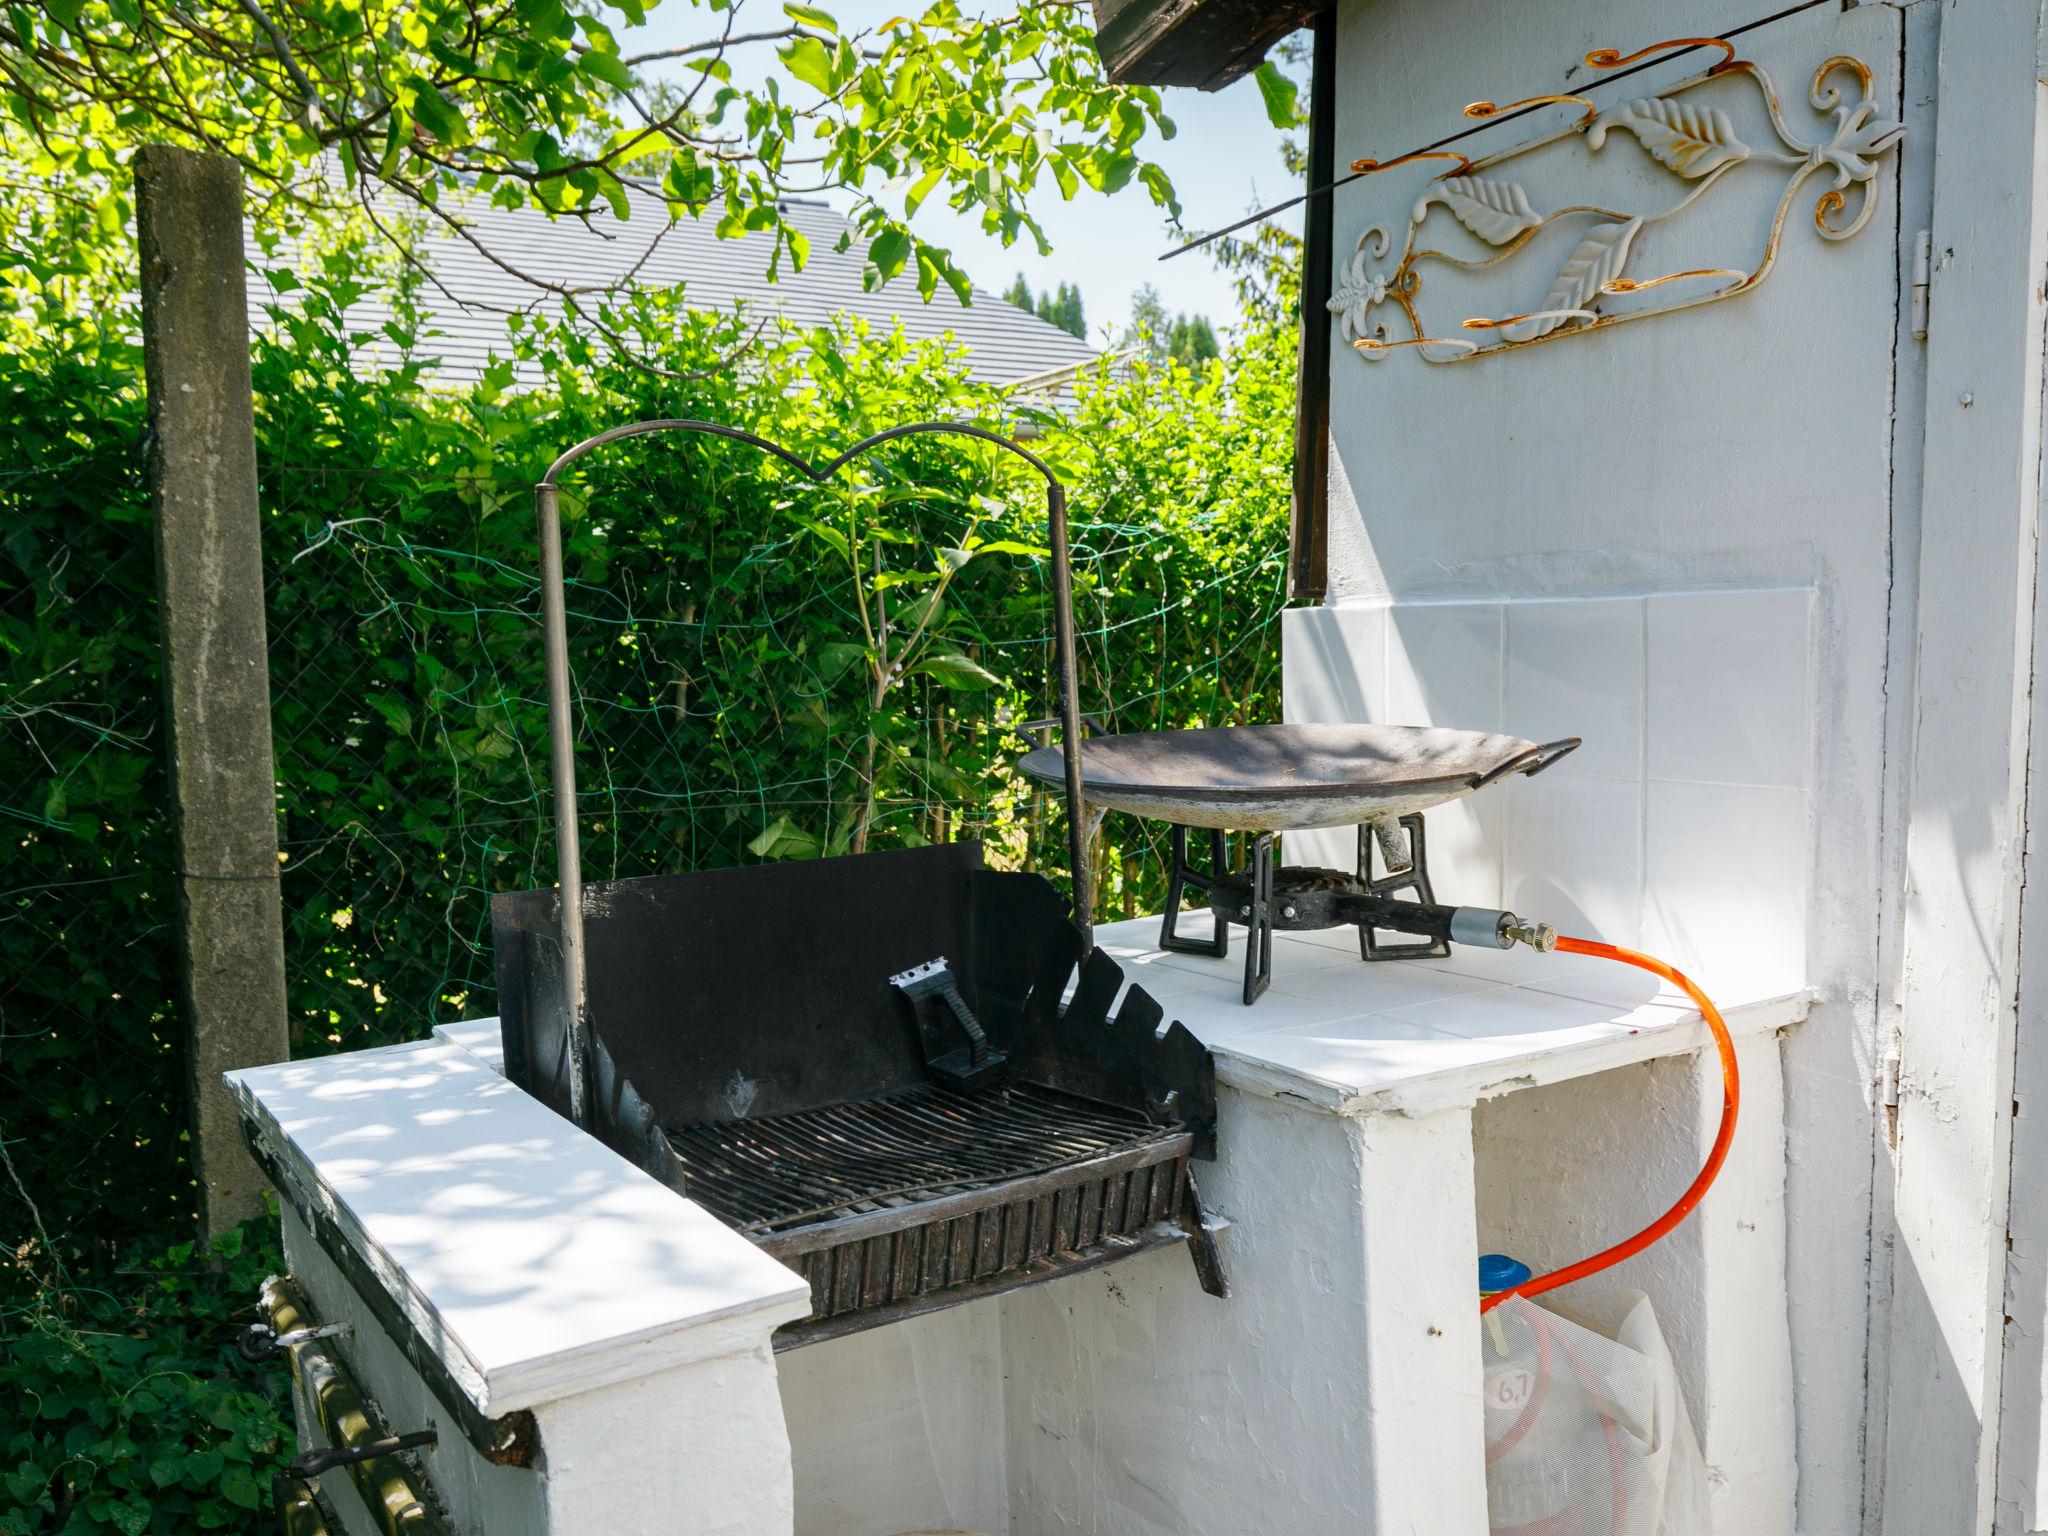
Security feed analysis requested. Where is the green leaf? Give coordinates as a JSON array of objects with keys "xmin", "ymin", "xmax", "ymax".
[
  {"xmin": 798, "ymin": 518, "xmax": 850, "ymax": 559},
  {"xmin": 219, "ymin": 1463, "xmax": 263, "ymax": 1509},
  {"xmin": 748, "ymin": 814, "xmax": 820, "ymax": 860},
  {"xmin": 662, "ymin": 150, "xmax": 715, "ymax": 206},
  {"xmin": 1081, "ymin": 149, "xmax": 1136, "ymax": 195},
  {"xmin": 936, "ymin": 256, "xmax": 972, "ymax": 307},
  {"xmin": 817, "ymin": 641, "xmax": 868, "ymax": 681},
  {"xmin": 866, "ymin": 224, "xmax": 911, "ymax": 286},
  {"xmin": 577, "ymin": 51, "xmax": 635, "ymax": 92},
  {"xmin": 1252, "ymin": 61, "xmax": 1300, "ymax": 129},
  {"xmin": 405, "ymin": 77, "xmax": 467, "ymax": 144},
  {"xmin": 904, "ymin": 163, "xmax": 945, "ymax": 219},
  {"xmin": 1139, "ymin": 161, "xmax": 1181, "ymax": 218},
  {"xmin": 369, "ymin": 694, "xmax": 414, "ymax": 735},
  {"xmin": 782, "ymin": 2, "xmax": 838, "ymax": 32},
  {"xmin": 780, "ymin": 36, "xmax": 835, "ymax": 94},
  {"xmin": 911, "ymin": 650, "xmax": 1005, "ymax": 689}
]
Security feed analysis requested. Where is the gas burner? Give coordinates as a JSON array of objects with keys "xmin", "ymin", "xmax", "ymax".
[
  {"xmin": 1162, "ymin": 814, "xmax": 1464, "ymax": 1003},
  {"xmin": 1019, "ymin": 723, "xmax": 1580, "ymax": 1005}
]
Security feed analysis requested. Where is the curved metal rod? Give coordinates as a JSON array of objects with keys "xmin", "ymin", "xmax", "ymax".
[
  {"xmin": 1459, "ymin": 308, "xmax": 1599, "ymax": 333},
  {"xmin": 1586, "ymin": 36, "xmax": 1740, "ymax": 74},
  {"xmin": 535, "ymin": 417, "xmax": 1092, "ymax": 1130},
  {"xmin": 1462, "ymin": 94, "xmax": 1598, "ymax": 129},
  {"xmin": 1347, "ymin": 148, "xmax": 1475, "ymax": 179},
  {"xmin": 1601, "ymin": 269, "xmax": 1747, "ymax": 295}
]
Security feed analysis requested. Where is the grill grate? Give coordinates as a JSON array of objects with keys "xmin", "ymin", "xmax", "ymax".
[{"xmin": 665, "ymin": 1081, "xmax": 1176, "ymax": 1234}]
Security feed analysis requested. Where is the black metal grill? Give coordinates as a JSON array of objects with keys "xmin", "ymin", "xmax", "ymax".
[
  {"xmin": 489, "ymin": 420, "xmax": 1230, "ymax": 1349},
  {"xmin": 666, "ymin": 1082, "xmax": 1179, "ymax": 1234},
  {"xmin": 494, "ymin": 844, "xmax": 1224, "ymax": 1346}
]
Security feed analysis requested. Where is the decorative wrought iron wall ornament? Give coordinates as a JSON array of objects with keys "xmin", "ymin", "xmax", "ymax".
[{"xmin": 1329, "ymin": 38, "xmax": 1905, "ymax": 364}]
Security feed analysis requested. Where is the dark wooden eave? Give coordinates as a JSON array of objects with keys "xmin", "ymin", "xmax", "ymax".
[{"xmin": 1091, "ymin": 0, "xmax": 1320, "ymax": 89}]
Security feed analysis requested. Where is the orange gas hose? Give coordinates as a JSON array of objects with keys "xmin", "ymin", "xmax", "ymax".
[{"xmin": 1478, "ymin": 936, "xmax": 1741, "ymax": 1314}]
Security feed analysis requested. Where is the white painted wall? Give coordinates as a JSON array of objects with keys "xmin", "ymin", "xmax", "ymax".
[
  {"xmin": 998, "ymin": 1085, "xmax": 1488, "ymax": 1536},
  {"xmin": 1314, "ymin": 1, "xmax": 1908, "ymax": 1529},
  {"xmin": 778, "ymin": 1300, "xmax": 1011, "ymax": 1536}
]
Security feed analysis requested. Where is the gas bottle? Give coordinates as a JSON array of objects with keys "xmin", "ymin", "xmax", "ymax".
[{"xmin": 1478, "ymin": 1257, "xmax": 1710, "ymax": 1536}]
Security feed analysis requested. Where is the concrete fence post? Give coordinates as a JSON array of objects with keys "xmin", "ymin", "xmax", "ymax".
[{"xmin": 135, "ymin": 145, "xmax": 290, "ymax": 1240}]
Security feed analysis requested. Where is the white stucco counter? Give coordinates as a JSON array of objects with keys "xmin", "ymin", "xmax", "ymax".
[
  {"xmin": 227, "ymin": 1040, "xmax": 812, "ymax": 1536},
  {"xmin": 239, "ymin": 918, "xmax": 1804, "ymax": 1536},
  {"xmin": 1087, "ymin": 913, "xmax": 1806, "ymax": 1114},
  {"xmin": 995, "ymin": 914, "xmax": 1806, "ymax": 1536}
]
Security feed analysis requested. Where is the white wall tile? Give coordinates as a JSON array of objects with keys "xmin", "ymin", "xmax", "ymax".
[
  {"xmin": 1284, "ymin": 783, "xmax": 1504, "ymax": 905},
  {"xmin": 1282, "ymin": 594, "xmax": 1812, "ymax": 996},
  {"xmin": 1647, "ymin": 589, "xmax": 1812, "ymax": 788},
  {"xmin": 1501, "ymin": 772, "xmax": 1645, "ymax": 948},
  {"xmin": 1385, "ymin": 603, "xmax": 1504, "ymax": 730},
  {"xmin": 1284, "ymin": 825, "xmax": 1355, "ymax": 872},
  {"xmin": 1506, "ymin": 598, "xmax": 1644, "ymax": 780},
  {"xmin": 1281, "ymin": 605, "xmax": 1380, "ymax": 875},
  {"xmin": 1282, "ymin": 604, "xmax": 1387, "ymax": 724},
  {"xmin": 1643, "ymin": 778, "xmax": 1809, "ymax": 998}
]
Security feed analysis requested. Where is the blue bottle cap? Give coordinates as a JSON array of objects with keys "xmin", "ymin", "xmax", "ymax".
[{"xmin": 1478, "ymin": 1253, "xmax": 1532, "ymax": 1294}]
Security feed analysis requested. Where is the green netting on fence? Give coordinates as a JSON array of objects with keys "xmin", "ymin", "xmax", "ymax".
[{"xmin": 264, "ymin": 433, "xmax": 1287, "ymax": 1052}]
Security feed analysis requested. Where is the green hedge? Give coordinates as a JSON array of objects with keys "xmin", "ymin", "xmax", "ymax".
[
  {"xmin": 1, "ymin": 253, "xmax": 1294, "ymax": 1530},
  {"xmin": 1, "ymin": 1221, "xmax": 293, "ymax": 1536}
]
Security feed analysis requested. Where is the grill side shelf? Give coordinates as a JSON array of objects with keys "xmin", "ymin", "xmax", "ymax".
[{"xmin": 238, "ymin": 1109, "xmax": 542, "ymax": 1468}]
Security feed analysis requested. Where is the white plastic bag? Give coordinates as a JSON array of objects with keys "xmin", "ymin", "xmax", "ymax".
[{"xmin": 1482, "ymin": 1292, "xmax": 1710, "ymax": 1536}]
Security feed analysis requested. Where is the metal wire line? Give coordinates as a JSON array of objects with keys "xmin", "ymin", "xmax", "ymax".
[{"xmin": 1160, "ymin": 0, "xmax": 1841, "ymax": 263}]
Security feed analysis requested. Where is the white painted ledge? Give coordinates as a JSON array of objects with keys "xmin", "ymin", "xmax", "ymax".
[
  {"xmin": 1090, "ymin": 914, "xmax": 1809, "ymax": 1118},
  {"xmin": 227, "ymin": 1040, "xmax": 812, "ymax": 1417},
  {"xmin": 433, "ymin": 1016, "xmax": 504, "ymax": 1072}
]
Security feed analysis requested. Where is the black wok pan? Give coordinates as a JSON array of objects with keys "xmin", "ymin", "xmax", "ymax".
[{"xmin": 1018, "ymin": 724, "xmax": 1579, "ymax": 832}]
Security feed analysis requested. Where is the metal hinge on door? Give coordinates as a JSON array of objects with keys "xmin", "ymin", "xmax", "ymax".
[
  {"xmin": 1911, "ymin": 230, "xmax": 1931, "ymax": 341},
  {"xmin": 1882, "ymin": 1043, "xmax": 1902, "ymax": 1146}
]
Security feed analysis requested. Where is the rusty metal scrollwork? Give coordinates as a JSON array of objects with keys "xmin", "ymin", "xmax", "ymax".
[{"xmin": 1331, "ymin": 37, "xmax": 1905, "ymax": 364}]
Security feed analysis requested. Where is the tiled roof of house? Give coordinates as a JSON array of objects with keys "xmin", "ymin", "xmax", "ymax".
[{"xmin": 248, "ymin": 191, "xmax": 1103, "ymax": 390}]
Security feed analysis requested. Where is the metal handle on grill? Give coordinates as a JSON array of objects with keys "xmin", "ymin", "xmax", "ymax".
[
  {"xmin": 535, "ymin": 420, "xmax": 1092, "ymax": 1131},
  {"xmin": 890, "ymin": 957, "xmax": 1008, "ymax": 1091},
  {"xmin": 1470, "ymin": 735, "xmax": 1582, "ymax": 791}
]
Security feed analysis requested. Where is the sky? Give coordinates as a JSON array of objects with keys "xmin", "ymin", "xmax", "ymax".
[{"xmin": 623, "ymin": 0, "xmax": 1305, "ymax": 340}]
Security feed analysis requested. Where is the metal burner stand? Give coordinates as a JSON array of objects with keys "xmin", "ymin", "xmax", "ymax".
[{"xmin": 1161, "ymin": 814, "xmax": 1451, "ymax": 1004}]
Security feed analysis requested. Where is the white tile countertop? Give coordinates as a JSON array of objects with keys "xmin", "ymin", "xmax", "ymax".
[
  {"xmin": 226, "ymin": 1041, "xmax": 812, "ymax": 1417},
  {"xmin": 1085, "ymin": 913, "xmax": 1809, "ymax": 1117}
]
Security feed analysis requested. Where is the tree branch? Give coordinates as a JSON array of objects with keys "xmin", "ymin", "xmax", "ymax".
[
  {"xmin": 615, "ymin": 26, "xmax": 808, "ymax": 67},
  {"xmin": 229, "ymin": 0, "xmax": 321, "ymax": 123}
]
